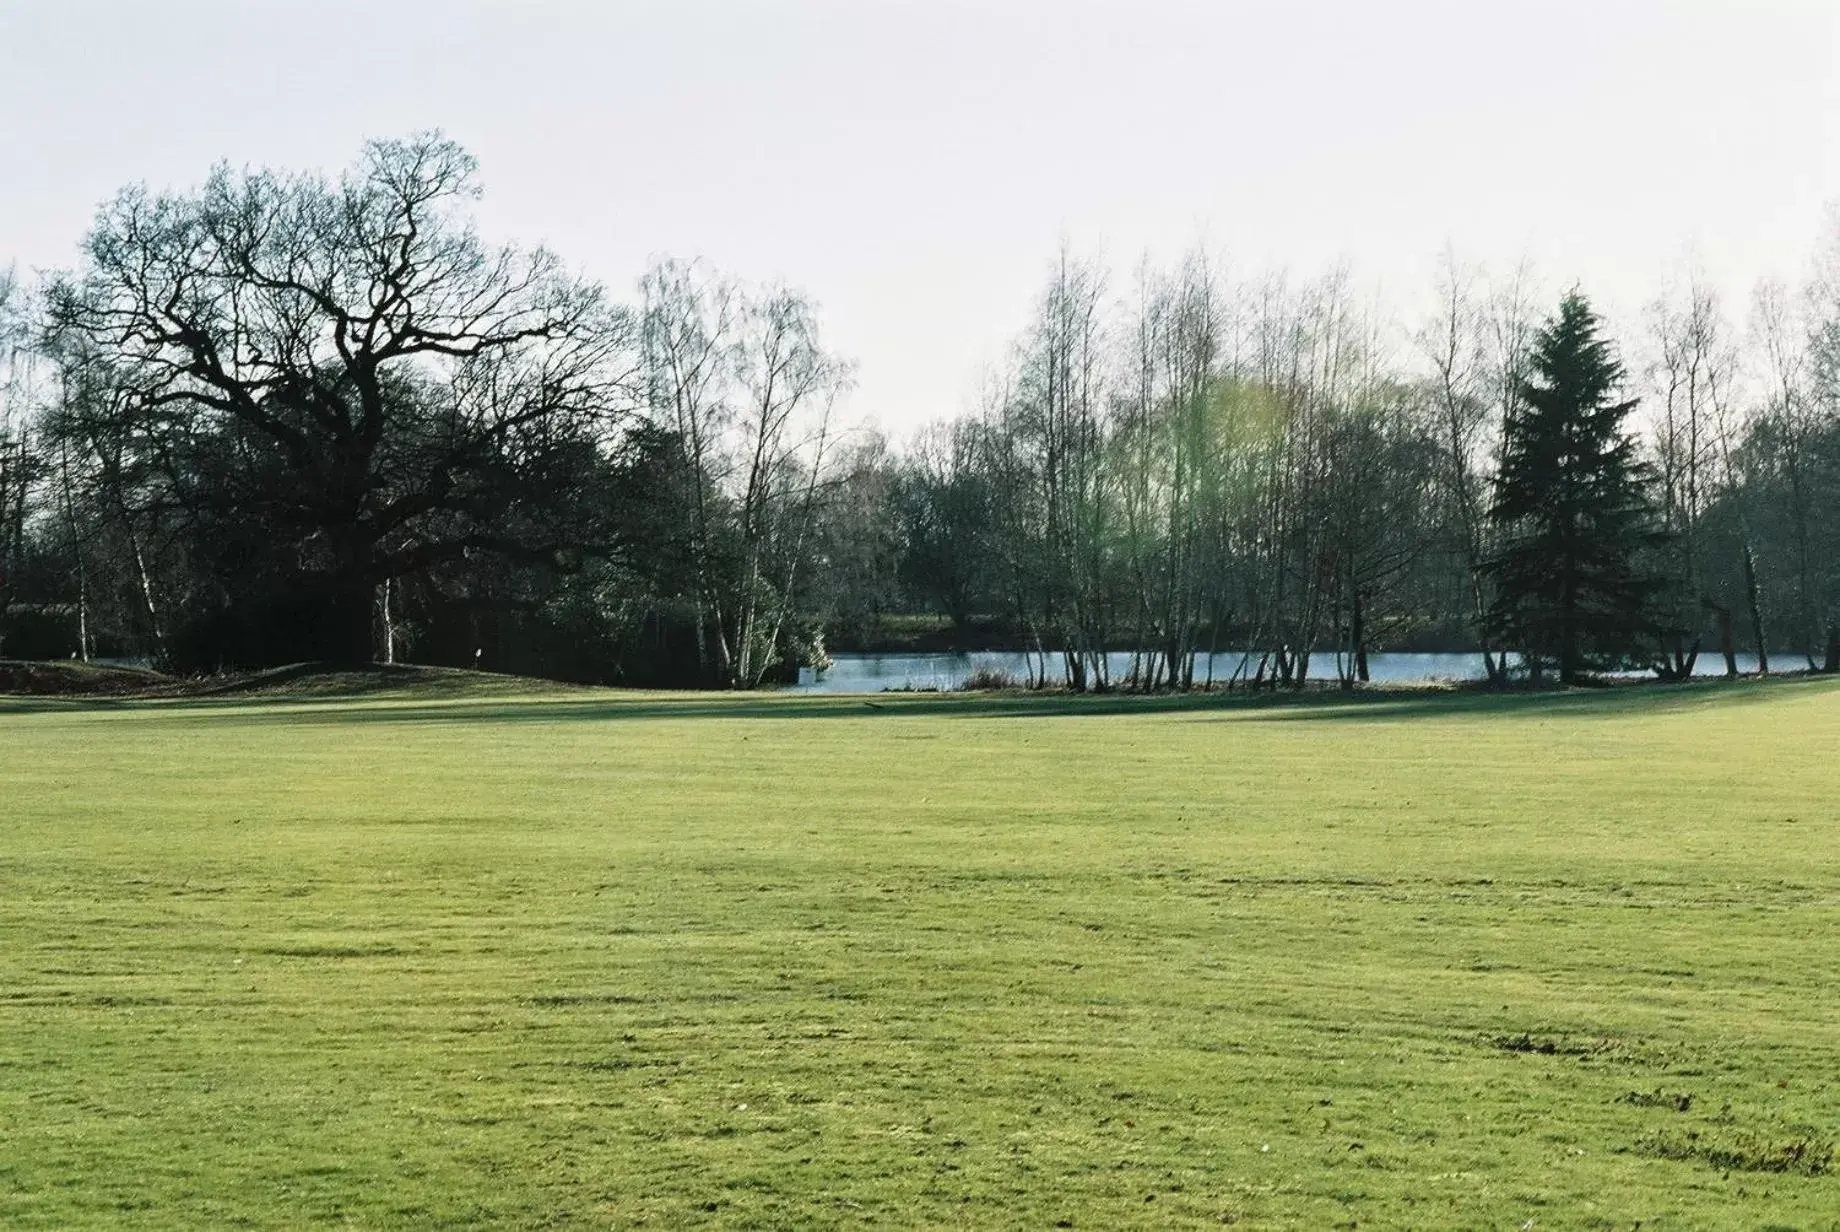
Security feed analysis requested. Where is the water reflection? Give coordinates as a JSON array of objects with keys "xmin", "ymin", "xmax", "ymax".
[{"xmin": 792, "ymin": 651, "xmax": 1775, "ymax": 694}]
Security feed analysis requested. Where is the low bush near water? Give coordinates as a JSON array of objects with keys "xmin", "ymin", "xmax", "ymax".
[{"xmin": 958, "ymin": 665, "xmax": 1023, "ymax": 690}]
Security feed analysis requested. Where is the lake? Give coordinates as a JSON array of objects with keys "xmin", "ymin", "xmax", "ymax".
[{"xmin": 791, "ymin": 650, "xmax": 1777, "ymax": 693}]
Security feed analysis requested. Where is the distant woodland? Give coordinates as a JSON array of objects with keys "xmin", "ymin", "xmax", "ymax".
[{"xmin": 3, "ymin": 135, "xmax": 1839, "ymax": 688}]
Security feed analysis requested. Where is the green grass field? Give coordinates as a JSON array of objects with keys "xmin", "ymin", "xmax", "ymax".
[{"xmin": 3, "ymin": 676, "xmax": 1838, "ymax": 1229}]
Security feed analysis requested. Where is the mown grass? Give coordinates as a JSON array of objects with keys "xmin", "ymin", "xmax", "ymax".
[{"xmin": 2, "ymin": 675, "xmax": 1838, "ymax": 1228}]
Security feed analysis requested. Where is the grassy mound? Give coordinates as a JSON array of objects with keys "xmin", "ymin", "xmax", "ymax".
[
  {"xmin": 190, "ymin": 661, "xmax": 575, "ymax": 698},
  {"xmin": 0, "ymin": 659, "xmax": 574, "ymax": 701},
  {"xmin": 0, "ymin": 659, "xmax": 171, "ymax": 696}
]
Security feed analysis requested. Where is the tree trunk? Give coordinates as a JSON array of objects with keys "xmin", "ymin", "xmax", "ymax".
[
  {"xmin": 1741, "ymin": 544, "xmax": 1767, "ymax": 675},
  {"xmin": 381, "ymin": 577, "xmax": 397, "ymax": 666},
  {"xmin": 127, "ymin": 528, "xmax": 165, "ymax": 662},
  {"xmin": 57, "ymin": 439, "xmax": 90, "ymax": 663},
  {"xmin": 1352, "ymin": 588, "xmax": 1370, "ymax": 684},
  {"xmin": 1713, "ymin": 604, "xmax": 1737, "ymax": 680},
  {"xmin": 75, "ymin": 571, "xmax": 90, "ymax": 663},
  {"xmin": 315, "ymin": 570, "xmax": 376, "ymax": 667}
]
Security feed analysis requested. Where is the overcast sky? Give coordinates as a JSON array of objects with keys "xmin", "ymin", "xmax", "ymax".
[{"xmin": 2, "ymin": 1, "xmax": 1835, "ymax": 431}]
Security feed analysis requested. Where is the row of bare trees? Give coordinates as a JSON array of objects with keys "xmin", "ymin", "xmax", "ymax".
[
  {"xmin": 883, "ymin": 251, "xmax": 1512, "ymax": 688},
  {"xmin": 1640, "ymin": 269, "xmax": 1840, "ymax": 676},
  {"xmin": 636, "ymin": 260, "xmax": 851, "ymax": 686},
  {"xmin": 876, "ymin": 238, "xmax": 1840, "ymax": 689}
]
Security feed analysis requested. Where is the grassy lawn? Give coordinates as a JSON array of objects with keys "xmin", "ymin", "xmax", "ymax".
[{"xmin": 2, "ymin": 677, "xmax": 1838, "ymax": 1228}]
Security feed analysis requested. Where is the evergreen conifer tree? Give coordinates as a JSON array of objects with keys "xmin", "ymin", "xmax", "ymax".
[{"xmin": 1485, "ymin": 292, "xmax": 1672, "ymax": 683}]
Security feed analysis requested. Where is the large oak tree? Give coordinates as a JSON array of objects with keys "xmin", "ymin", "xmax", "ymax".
[{"xmin": 47, "ymin": 134, "xmax": 633, "ymax": 665}]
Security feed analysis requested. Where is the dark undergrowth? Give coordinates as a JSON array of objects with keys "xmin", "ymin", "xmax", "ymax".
[{"xmin": 1638, "ymin": 1129, "xmax": 1834, "ymax": 1177}]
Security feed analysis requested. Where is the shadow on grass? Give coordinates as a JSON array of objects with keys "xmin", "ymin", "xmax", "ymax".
[{"xmin": 3, "ymin": 672, "xmax": 1828, "ymax": 728}]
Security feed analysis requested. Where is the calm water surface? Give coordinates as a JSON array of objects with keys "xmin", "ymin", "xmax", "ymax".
[{"xmin": 792, "ymin": 651, "xmax": 1774, "ymax": 694}]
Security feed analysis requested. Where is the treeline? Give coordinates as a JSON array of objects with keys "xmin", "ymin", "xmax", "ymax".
[
  {"xmin": 1, "ymin": 134, "xmax": 1837, "ymax": 688},
  {"xmin": 879, "ymin": 251, "xmax": 1840, "ymax": 688}
]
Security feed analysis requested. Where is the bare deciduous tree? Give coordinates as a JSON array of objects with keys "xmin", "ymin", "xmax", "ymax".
[{"xmin": 47, "ymin": 133, "xmax": 634, "ymax": 664}]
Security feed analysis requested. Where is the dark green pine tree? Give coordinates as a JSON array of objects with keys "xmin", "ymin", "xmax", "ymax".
[{"xmin": 1484, "ymin": 292, "xmax": 1674, "ymax": 684}]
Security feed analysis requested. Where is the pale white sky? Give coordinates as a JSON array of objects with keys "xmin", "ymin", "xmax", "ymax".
[{"xmin": 2, "ymin": 1, "xmax": 1836, "ymax": 430}]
